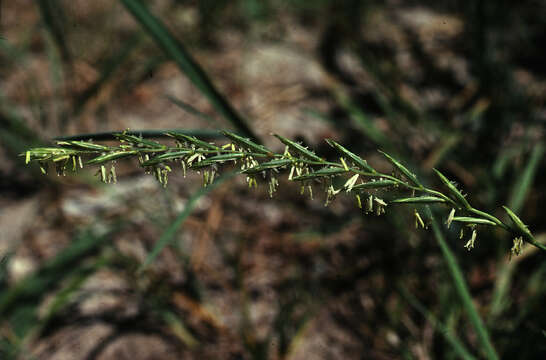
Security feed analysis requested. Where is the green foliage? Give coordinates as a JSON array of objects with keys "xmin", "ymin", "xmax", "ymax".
[
  {"xmin": 23, "ymin": 132, "xmax": 546, "ymax": 256},
  {"xmin": 0, "ymin": 227, "xmax": 119, "ymax": 357},
  {"xmin": 139, "ymin": 171, "xmax": 237, "ymax": 271},
  {"xmin": 426, "ymin": 206, "xmax": 499, "ymax": 360},
  {"xmin": 120, "ymin": 0, "xmax": 259, "ymax": 142}
]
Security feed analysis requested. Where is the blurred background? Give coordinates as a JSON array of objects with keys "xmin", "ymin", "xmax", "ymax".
[{"xmin": 1, "ymin": 0, "xmax": 546, "ymax": 358}]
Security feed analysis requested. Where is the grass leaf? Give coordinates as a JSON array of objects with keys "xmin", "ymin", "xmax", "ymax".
[
  {"xmin": 399, "ymin": 286, "xmax": 477, "ymax": 360},
  {"xmin": 502, "ymin": 206, "xmax": 532, "ymax": 237},
  {"xmin": 86, "ymin": 151, "xmax": 137, "ymax": 165},
  {"xmin": 165, "ymin": 94, "xmax": 219, "ymax": 126},
  {"xmin": 325, "ymin": 139, "xmax": 376, "ymax": 173},
  {"xmin": 379, "ymin": 150, "xmax": 422, "ymax": 187},
  {"xmin": 120, "ymin": 0, "xmax": 259, "ymax": 141},
  {"xmin": 507, "ymin": 143, "xmax": 544, "ymax": 213},
  {"xmin": 451, "ymin": 217, "xmax": 497, "ymax": 226},
  {"xmin": 390, "ymin": 196, "xmax": 445, "ymax": 204},
  {"xmin": 425, "ymin": 206, "xmax": 499, "ymax": 360},
  {"xmin": 141, "ymin": 150, "xmax": 193, "ymax": 166},
  {"xmin": 139, "ymin": 172, "xmax": 236, "ymax": 271},
  {"xmin": 223, "ymin": 130, "xmax": 271, "ymax": 154},
  {"xmin": 433, "ymin": 168, "xmax": 471, "ymax": 209},
  {"xmin": 274, "ymin": 134, "xmax": 323, "ymax": 162}
]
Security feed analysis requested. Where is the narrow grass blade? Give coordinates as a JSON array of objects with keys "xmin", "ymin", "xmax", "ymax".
[
  {"xmin": 325, "ymin": 139, "xmax": 375, "ymax": 173},
  {"xmin": 274, "ymin": 134, "xmax": 323, "ymax": 162},
  {"xmin": 86, "ymin": 151, "xmax": 137, "ymax": 165},
  {"xmin": 492, "ymin": 146, "xmax": 522, "ymax": 179},
  {"xmin": 0, "ymin": 226, "xmax": 117, "ymax": 316},
  {"xmin": 488, "ymin": 262, "xmax": 516, "ymax": 321},
  {"xmin": 37, "ymin": 0, "xmax": 71, "ymax": 64},
  {"xmin": 223, "ymin": 131, "xmax": 271, "ymax": 154},
  {"xmin": 390, "ymin": 196, "xmax": 445, "ymax": 204},
  {"xmin": 502, "ymin": 206, "xmax": 532, "ymax": 237},
  {"xmin": 379, "ymin": 150, "xmax": 422, "ymax": 187},
  {"xmin": 57, "ymin": 141, "xmax": 110, "ymax": 151},
  {"xmin": 161, "ymin": 310, "xmax": 199, "ymax": 348},
  {"xmin": 425, "ymin": 206, "xmax": 499, "ymax": 360},
  {"xmin": 352, "ymin": 179, "xmax": 398, "ymax": 190},
  {"xmin": 165, "ymin": 94, "xmax": 219, "ymax": 126},
  {"xmin": 507, "ymin": 143, "xmax": 544, "ymax": 214},
  {"xmin": 422, "ymin": 134, "xmax": 461, "ymax": 170},
  {"xmin": 451, "ymin": 217, "xmax": 497, "ymax": 226},
  {"xmin": 40, "ymin": 255, "xmax": 109, "ymax": 328},
  {"xmin": 399, "ymin": 286, "xmax": 477, "ymax": 360},
  {"xmin": 502, "ymin": 206, "xmax": 546, "ymax": 251},
  {"xmin": 141, "ymin": 150, "xmax": 192, "ymax": 166},
  {"xmin": 292, "ymin": 167, "xmax": 348, "ymax": 180},
  {"xmin": 333, "ymin": 89, "xmax": 391, "ymax": 148},
  {"xmin": 301, "ymin": 108, "xmax": 333, "ymax": 124},
  {"xmin": 0, "ymin": 227, "xmax": 117, "ymax": 356},
  {"xmin": 490, "ymin": 143, "xmax": 544, "ymax": 318},
  {"xmin": 120, "ymin": 0, "xmax": 259, "ymax": 142},
  {"xmin": 139, "ymin": 171, "xmax": 237, "ymax": 271},
  {"xmin": 433, "ymin": 168, "xmax": 471, "ymax": 209}
]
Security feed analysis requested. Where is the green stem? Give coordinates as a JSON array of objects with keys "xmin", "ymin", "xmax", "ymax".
[
  {"xmin": 119, "ymin": 0, "xmax": 259, "ymax": 142},
  {"xmin": 522, "ymin": 233, "xmax": 546, "ymax": 252}
]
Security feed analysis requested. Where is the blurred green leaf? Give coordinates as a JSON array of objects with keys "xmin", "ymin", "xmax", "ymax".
[
  {"xmin": 333, "ymin": 89, "xmax": 392, "ymax": 149},
  {"xmin": 0, "ymin": 225, "xmax": 119, "ymax": 356},
  {"xmin": 120, "ymin": 0, "xmax": 259, "ymax": 142},
  {"xmin": 490, "ymin": 143, "xmax": 545, "ymax": 319},
  {"xmin": 0, "ymin": 228, "xmax": 115, "ymax": 316},
  {"xmin": 37, "ymin": 0, "xmax": 71, "ymax": 64},
  {"xmin": 507, "ymin": 143, "xmax": 544, "ymax": 214},
  {"xmin": 165, "ymin": 94, "xmax": 220, "ymax": 126},
  {"xmin": 399, "ymin": 286, "xmax": 477, "ymax": 360},
  {"xmin": 140, "ymin": 171, "xmax": 236, "ymax": 271},
  {"xmin": 426, "ymin": 206, "xmax": 499, "ymax": 360}
]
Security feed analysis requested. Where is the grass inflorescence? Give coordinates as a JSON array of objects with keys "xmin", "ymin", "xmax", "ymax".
[{"xmin": 23, "ymin": 130, "xmax": 546, "ymax": 256}]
